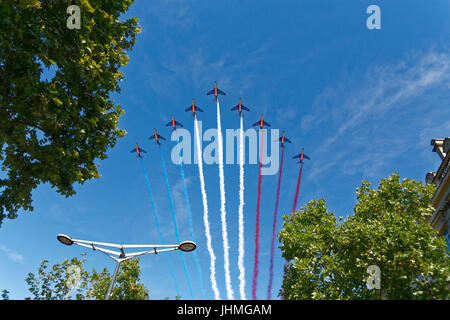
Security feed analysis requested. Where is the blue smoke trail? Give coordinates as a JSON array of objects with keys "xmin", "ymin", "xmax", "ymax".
[
  {"xmin": 158, "ymin": 144, "xmax": 195, "ymax": 299},
  {"xmin": 139, "ymin": 157, "xmax": 180, "ymax": 297},
  {"xmin": 176, "ymin": 140, "xmax": 206, "ymax": 299}
]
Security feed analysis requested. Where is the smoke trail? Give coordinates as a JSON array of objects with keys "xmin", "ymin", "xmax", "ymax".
[
  {"xmin": 194, "ymin": 118, "xmax": 220, "ymax": 300},
  {"xmin": 158, "ymin": 145, "xmax": 195, "ymax": 299},
  {"xmin": 282, "ymin": 161, "xmax": 304, "ymax": 300},
  {"xmin": 138, "ymin": 157, "xmax": 181, "ymax": 296},
  {"xmin": 175, "ymin": 138, "xmax": 206, "ymax": 299},
  {"xmin": 238, "ymin": 116, "xmax": 246, "ymax": 300},
  {"xmin": 252, "ymin": 129, "xmax": 264, "ymax": 300},
  {"xmin": 292, "ymin": 162, "xmax": 304, "ymax": 217},
  {"xmin": 267, "ymin": 147, "xmax": 284, "ymax": 299},
  {"xmin": 216, "ymin": 99, "xmax": 234, "ymax": 299}
]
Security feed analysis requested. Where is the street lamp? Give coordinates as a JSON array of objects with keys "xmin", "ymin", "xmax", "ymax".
[
  {"xmin": 57, "ymin": 234, "xmax": 196, "ymax": 300},
  {"xmin": 178, "ymin": 241, "xmax": 196, "ymax": 252},
  {"xmin": 57, "ymin": 234, "xmax": 74, "ymax": 246}
]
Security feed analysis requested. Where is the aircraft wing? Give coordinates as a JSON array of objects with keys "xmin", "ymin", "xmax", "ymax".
[
  {"xmin": 231, "ymin": 106, "xmax": 239, "ymax": 111},
  {"xmin": 252, "ymin": 121, "xmax": 260, "ymax": 127},
  {"xmin": 175, "ymin": 121, "xmax": 183, "ymax": 127},
  {"xmin": 242, "ymin": 106, "xmax": 250, "ymax": 111},
  {"xmin": 196, "ymin": 106, "xmax": 204, "ymax": 112},
  {"xmin": 158, "ymin": 135, "xmax": 166, "ymax": 141},
  {"xmin": 304, "ymin": 155, "xmax": 310, "ymax": 160},
  {"xmin": 149, "ymin": 135, "xmax": 155, "ymax": 140},
  {"xmin": 207, "ymin": 89, "xmax": 214, "ymax": 95},
  {"xmin": 263, "ymin": 121, "xmax": 271, "ymax": 127},
  {"xmin": 165, "ymin": 122, "xmax": 172, "ymax": 127},
  {"xmin": 185, "ymin": 106, "xmax": 193, "ymax": 112},
  {"xmin": 131, "ymin": 148, "xmax": 137, "ymax": 153},
  {"xmin": 293, "ymin": 154, "xmax": 300, "ymax": 159},
  {"xmin": 285, "ymin": 137, "xmax": 292, "ymax": 143},
  {"xmin": 217, "ymin": 89, "xmax": 226, "ymax": 95},
  {"xmin": 140, "ymin": 148, "xmax": 147, "ymax": 153}
]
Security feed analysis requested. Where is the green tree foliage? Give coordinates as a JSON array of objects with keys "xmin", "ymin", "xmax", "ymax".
[
  {"xmin": 87, "ymin": 259, "xmax": 149, "ymax": 300},
  {"xmin": 164, "ymin": 295, "xmax": 181, "ymax": 300},
  {"xmin": 25, "ymin": 254, "xmax": 90, "ymax": 300},
  {"xmin": 279, "ymin": 173, "xmax": 450, "ymax": 299},
  {"xmin": 1, "ymin": 289, "xmax": 10, "ymax": 300},
  {"xmin": 0, "ymin": 0, "xmax": 140, "ymax": 226},
  {"xmin": 25, "ymin": 254, "xmax": 148, "ymax": 300}
]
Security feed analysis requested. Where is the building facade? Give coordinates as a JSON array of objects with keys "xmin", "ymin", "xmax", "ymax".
[{"xmin": 426, "ymin": 138, "xmax": 450, "ymax": 250}]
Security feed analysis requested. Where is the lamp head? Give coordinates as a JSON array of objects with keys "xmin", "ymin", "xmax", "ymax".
[
  {"xmin": 57, "ymin": 234, "xmax": 74, "ymax": 246},
  {"xmin": 178, "ymin": 241, "xmax": 196, "ymax": 252}
]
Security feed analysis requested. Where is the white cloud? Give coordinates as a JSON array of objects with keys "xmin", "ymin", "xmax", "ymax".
[
  {"xmin": 0, "ymin": 245, "xmax": 24, "ymax": 263},
  {"xmin": 138, "ymin": 28, "xmax": 277, "ymax": 103},
  {"xmin": 325, "ymin": 51, "xmax": 450, "ymax": 148},
  {"xmin": 303, "ymin": 49, "xmax": 450, "ymax": 181}
]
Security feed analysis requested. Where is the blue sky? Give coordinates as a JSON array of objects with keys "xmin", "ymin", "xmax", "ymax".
[{"xmin": 1, "ymin": 0, "xmax": 450, "ymax": 300}]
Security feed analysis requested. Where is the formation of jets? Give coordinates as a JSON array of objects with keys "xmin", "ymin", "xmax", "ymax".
[
  {"xmin": 231, "ymin": 97, "xmax": 250, "ymax": 117},
  {"xmin": 130, "ymin": 81, "xmax": 311, "ymax": 164},
  {"xmin": 293, "ymin": 148, "xmax": 310, "ymax": 164},
  {"xmin": 277, "ymin": 131, "xmax": 291, "ymax": 148},
  {"xmin": 149, "ymin": 128, "xmax": 166, "ymax": 145},
  {"xmin": 185, "ymin": 99, "xmax": 203, "ymax": 118},
  {"xmin": 166, "ymin": 115, "xmax": 183, "ymax": 131},
  {"xmin": 131, "ymin": 142, "xmax": 147, "ymax": 158},
  {"xmin": 252, "ymin": 114, "xmax": 271, "ymax": 130},
  {"xmin": 207, "ymin": 80, "xmax": 226, "ymax": 101}
]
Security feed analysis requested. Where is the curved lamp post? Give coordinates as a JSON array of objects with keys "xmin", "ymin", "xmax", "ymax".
[{"xmin": 57, "ymin": 234, "xmax": 196, "ymax": 300}]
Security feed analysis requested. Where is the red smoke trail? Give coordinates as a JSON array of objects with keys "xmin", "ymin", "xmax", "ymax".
[
  {"xmin": 291, "ymin": 162, "xmax": 304, "ymax": 217},
  {"xmin": 282, "ymin": 161, "xmax": 304, "ymax": 300},
  {"xmin": 267, "ymin": 147, "xmax": 284, "ymax": 299},
  {"xmin": 252, "ymin": 129, "xmax": 264, "ymax": 300}
]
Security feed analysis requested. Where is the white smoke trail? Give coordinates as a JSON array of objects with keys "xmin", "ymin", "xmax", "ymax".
[
  {"xmin": 216, "ymin": 99, "xmax": 234, "ymax": 300},
  {"xmin": 238, "ymin": 116, "xmax": 246, "ymax": 300},
  {"xmin": 194, "ymin": 118, "xmax": 220, "ymax": 300}
]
